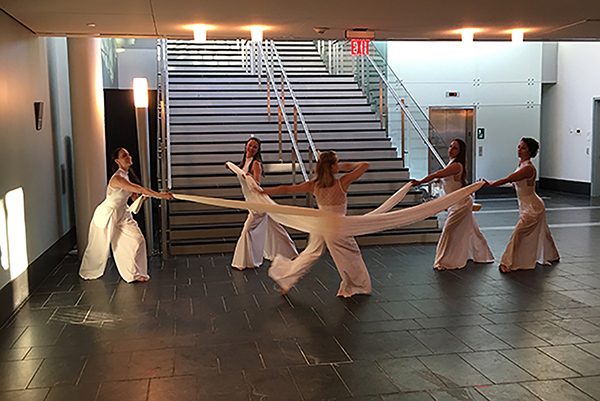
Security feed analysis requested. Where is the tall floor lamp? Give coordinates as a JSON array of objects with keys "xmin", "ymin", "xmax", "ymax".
[{"xmin": 133, "ymin": 78, "xmax": 154, "ymax": 254}]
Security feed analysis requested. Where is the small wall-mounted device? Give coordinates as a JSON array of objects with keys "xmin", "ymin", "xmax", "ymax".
[
  {"xmin": 34, "ymin": 101, "xmax": 44, "ymax": 131},
  {"xmin": 446, "ymin": 91, "xmax": 460, "ymax": 97}
]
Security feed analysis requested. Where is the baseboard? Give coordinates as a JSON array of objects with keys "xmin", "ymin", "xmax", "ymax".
[
  {"xmin": 0, "ymin": 228, "xmax": 76, "ymax": 326},
  {"xmin": 539, "ymin": 177, "xmax": 590, "ymax": 195}
]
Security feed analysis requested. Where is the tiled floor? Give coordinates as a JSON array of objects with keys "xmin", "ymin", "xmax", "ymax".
[{"xmin": 1, "ymin": 191, "xmax": 600, "ymax": 401}]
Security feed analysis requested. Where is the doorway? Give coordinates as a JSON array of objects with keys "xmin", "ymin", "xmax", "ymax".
[
  {"xmin": 428, "ymin": 107, "xmax": 475, "ymax": 182},
  {"xmin": 592, "ymin": 98, "xmax": 600, "ymax": 197}
]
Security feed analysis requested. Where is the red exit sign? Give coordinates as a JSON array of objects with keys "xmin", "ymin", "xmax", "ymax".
[{"xmin": 350, "ymin": 39, "xmax": 370, "ymax": 56}]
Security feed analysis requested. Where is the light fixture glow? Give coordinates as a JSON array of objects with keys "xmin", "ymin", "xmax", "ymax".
[
  {"xmin": 511, "ymin": 29, "xmax": 525, "ymax": 42},
  {"xmin": 193, "ymin": 26, "xmax": 208, "ymax": 42},
  {"xmin": 461, "ymin": 29, "xmax": 475, "ymax": 42},
  {"xmin": 250, "ymin": 26, "xmax": 264, "ymax": 42},
  {"xmin": 133, "ymin": 78, "xmax": 149, "ymax": 108},
  {"xmin": 116, "ymin": 48, "xmax": 125, "ymax": 53},
  {"xmin": 0, "ymin": 199, "xmax": 8, "ymax": 270},
  {"xmin": 4, "ymin": 188, "xmax": 28, "ymax": 280}
]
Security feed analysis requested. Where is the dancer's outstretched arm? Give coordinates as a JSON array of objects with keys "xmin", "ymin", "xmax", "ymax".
[
  {"xmin": 262, "ymin": 180, "xmax": 314, "ymax": 196},
  {"xmin": 486, "ymin": 165, "xmax": 535, "ymax": 187},
  {"xmin": 339, "ymin": 162, "xmax": 369, "ymax": 191},
  {"xmin": 111, "ymin": 175, "xmax": 173, "ymax": 199},
  {"xmin": 411, "ymin": 163, "xmax": 462, "ymax": 186}
]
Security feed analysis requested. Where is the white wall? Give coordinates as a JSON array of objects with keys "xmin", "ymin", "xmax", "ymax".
[
  {"xmin": 540, "ymin": 43, "xmax": 600, "ymax": 183},
  {"xmin": 0, "ymin": 13, "xmax": 64, "ymax": 295},
  {"xmin": 117, "ymin": 48, "xmax": 158, "ymax": 89},
  {"xmin": 388, "ymin": 41, "xmax": 542, "ymax": 181}
]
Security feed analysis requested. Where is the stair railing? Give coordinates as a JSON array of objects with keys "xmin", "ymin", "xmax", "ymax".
[
  {"xmin": 241, "ymin": 40, "xmax": 310, "ymax": 182},
  {"xmin": 315, "ymin": 40, "xmax": 449, "ymax": 178},
  {"xmin": 266, "ymin": 40, "xmax": 319, "ymax": 167},
  {"xmin": 157, "ymin": 38, "xmax": 171, "ymax": 257}
]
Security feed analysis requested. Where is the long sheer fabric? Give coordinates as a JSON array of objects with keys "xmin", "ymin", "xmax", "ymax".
[
  {"xmin": 174, "ymin": 163, "xmax": 485, "ymax": 239},
  {"xmin": 434, "ymin": 168, "xmax": 494, "ymax": 270},
  {"xmin": 231, "ymin": 160, "xmax": 297, "ymax": 270},
  {"xmin": 500, "ymin": 161, "xmax": 560, "ymax": 271},
  {"xmin": 79, "ymin": 170, "xmax": 150, "ymax": 283}
]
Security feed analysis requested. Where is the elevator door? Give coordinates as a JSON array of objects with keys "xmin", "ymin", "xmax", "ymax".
[{"xmin": 428, "ymin": 108, "xmax": 475, "ymax": 182}]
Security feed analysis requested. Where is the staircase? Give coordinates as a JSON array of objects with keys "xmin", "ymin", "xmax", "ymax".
[{"xmin": 166, "ymin": 40, "xmax": 440, "ymax": 255}]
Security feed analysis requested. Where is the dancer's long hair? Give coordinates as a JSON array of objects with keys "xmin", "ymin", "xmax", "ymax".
[
  {"xmin": 239, "ymin": 137, "xmax": 263, "ymax": 175},
  {"xmin": 449, "ymin": 138, "xmax": 467, "ymax": 187},
  {"xmin": 314, "ymin": 151, "xmax": 338, "ymax": 188},
  {"xmin": 521, "ymin": 137, "xmax": 539, "ymax": 158},
  {"xmin": 111, "ymin": 147, "xmax": 141, "ymax": 185}
]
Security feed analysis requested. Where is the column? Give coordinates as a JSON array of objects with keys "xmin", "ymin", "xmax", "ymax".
[{"xmin": 67, "ymin": 38, "xmax": 106, "ymax": 256}]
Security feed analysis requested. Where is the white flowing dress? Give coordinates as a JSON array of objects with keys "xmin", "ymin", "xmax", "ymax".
[
  {"xmin": 434, "ymin": 167, "xmax": 494, "ymax": 270},
  {"xmin": 268, "ymin": 180, "xmax": 372, "ymax": 298},
  {"xmin": 500, "ymin": 160, "xmax": 560, "ymax": 271},
  {"xmin": 231, "ymin": 160, "xmax": 298, "ymax": 270},
  {"xmin": 79, "ymin": 169, "xmax": 149, "ymax": 283}
]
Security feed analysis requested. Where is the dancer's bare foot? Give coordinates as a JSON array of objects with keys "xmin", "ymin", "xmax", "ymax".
[
  {"xmin": 134, "ymin": 276, "xmax": 150, "ymax": 282},
  {"xmin": 499, "ymin": 264, "xmax": 511, "ymax": 273}
]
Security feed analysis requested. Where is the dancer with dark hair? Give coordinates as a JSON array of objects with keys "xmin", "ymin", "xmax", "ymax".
[
  {"xmin": 486, "ymin": 137, "xmax": 559, "ymax": 272},
  {"xmin": 412, "ymin": 139, "xmax": 493, "ymax": 270},
  {"xmin": 79, "ymin": 147, "xmax": 173, "ymax": 282},
  {"xmin": 229, "ymin": 137, "xmax": 297, "ymax": 269},
  {"xmin": 262, "ymin": 151, "xmax": 371, "ymax": 297}
]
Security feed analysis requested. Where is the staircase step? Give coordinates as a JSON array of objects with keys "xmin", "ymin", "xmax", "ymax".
[
  {"xmin": 163, "ymin": 39, "xmax": 437, "ymax": 254},
  {"xmin": 171, "ymin": 159, "xmax": 405, "ymax": 175},
  {"xmin": 171, "ymin": 149, "xmax": 398, "ymax": 163},
  {"xmin": 169, "ymin": 105, "xmax": 373, "ymax": 115}
]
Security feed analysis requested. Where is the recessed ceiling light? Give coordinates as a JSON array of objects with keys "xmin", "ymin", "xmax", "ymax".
[
  {"xmin": 87, "ymin": 23, "xmax": 96, "ymax": 28},
  {"xmin": 511, "ymin": 29, "xmax": 525, "ymax": 42}
]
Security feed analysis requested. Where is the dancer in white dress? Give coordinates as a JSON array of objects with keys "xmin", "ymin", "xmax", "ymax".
[
  {"xmin": 229, "ymin": 137, "xmax": 297, "ymax": 270},
  {"xmin": 412, "ymin": 139, "xmax": 493, "ymax": 270},
  {"xmin": 79, "ymin": 147, "xmax": 173, "ymax": 283},
  {"xmin": 486, "ymin": 137, "xmax": 559, "ymax": 273},
  {"xmin": 262, "ymin": 151, "xmax": 371, "ymax": 297}
]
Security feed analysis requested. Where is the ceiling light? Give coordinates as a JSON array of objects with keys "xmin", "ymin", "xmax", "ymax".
[
  {"xmin": 511, "ymin": 29, "xmax": 525, "ymax": 42},
  {"xmin": 193, "ymin": 25, "xmax": 208, "ymax": 42},
  {"xmin": 461, "ymin": 29, "xmax": 475, "ymax": 42},
  {"xmin": 86, "ymin": 22, "xmax": 96, "ymax": 28},
  {"xmin": 116, "ymin": 48, "xmax": 125, "ymax": 53},
  {"xmin": 250, "ymin": 26, "xmax": 264, "ymax": 42}
]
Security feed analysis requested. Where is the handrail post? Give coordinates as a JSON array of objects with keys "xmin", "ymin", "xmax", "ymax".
[
  {"xmin": 278, "ymin": 105, "xmax": 283, "ymax": 162},
  {"xmin": 379, "ymin": 78, "xmax": 383, "ymax": 129},
  {"xmin": 267, "ymin": 81, "xmax": 271, "ymax": 120},
  {"xmin": 401, "ymin": 99, "xmax": 406, "ymax": 166}
]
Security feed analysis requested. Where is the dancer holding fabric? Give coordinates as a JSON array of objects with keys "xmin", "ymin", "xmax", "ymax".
[
  {"xmin": 485, "ymin": 137, "xmax": 559, "ymax": 273},
  {"xmin": 412, "ymin": 139, "xmax": 493, "ymax": 270},
  {"xmin": 79, "ymin": 147, "xmax": 173, "ymax": 283},
  {"xmin": 262, "ymin": 151, "xmax": 371, "ymax": 297},
  {"xmin": 229, "ymin": 137, "xmax": 297, "ymax": 270}
]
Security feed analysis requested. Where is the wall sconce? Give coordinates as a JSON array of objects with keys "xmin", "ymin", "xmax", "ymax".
[{"xmin": 33, "ymin": 101, "xmax": 44, "ymax": 131}]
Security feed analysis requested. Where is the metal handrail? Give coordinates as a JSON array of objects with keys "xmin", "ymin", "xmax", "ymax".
[
  {"xmin": 267, "ymin": 40, "xmax": 319, "ymax": 162},
  {"xmin": 157, "ymin": 38, "xmax": 171, "ymax": 257},
  {"xmin": 252, "ymin": 41, "xmax": 309, "ymax": 181},
  {"xmin": 364, "ymin": 54, "xmax": 446, "ymax": 168}
]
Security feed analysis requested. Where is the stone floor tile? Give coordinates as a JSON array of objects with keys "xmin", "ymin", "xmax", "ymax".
[
  {"xmin": 459, "ymin": 351, "xmax": 535, "ymax": 383},
  {"xmin": 538, "ymin": 345, "xmax": 600, "ymax": 376},
  {"xmin": 522, "ymin": 379, "xmax": 595, "ymax": 401},
  {"xmin": 417, "ymin": 355, "xmax": 491, "ymax": 388},
  {"xmin": 0, "ymin": 388, "xmax": 49, "ymax": 401},
  {"xmin": 97, "ymin": 379, "xmax": 149, "ymax": 401},
  {"xmin": 499, "ymin": 348, "xmax": 579, "ymax": 380},
  {"xmin": 335, "ymin": 361, "xmax": 398, "ymax": 396},
  {"xmin": 568, "ymin": 376, "xmax": 600, "ymax": 400},
  {"xmin": 475, "ymin": 383, "xmax": 541, "ymax": 401}
]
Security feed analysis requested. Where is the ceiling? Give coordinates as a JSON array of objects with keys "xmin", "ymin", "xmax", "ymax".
[{"xmin": 1, "ymin": 0, "xmax": 600, "ymax": 41}]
